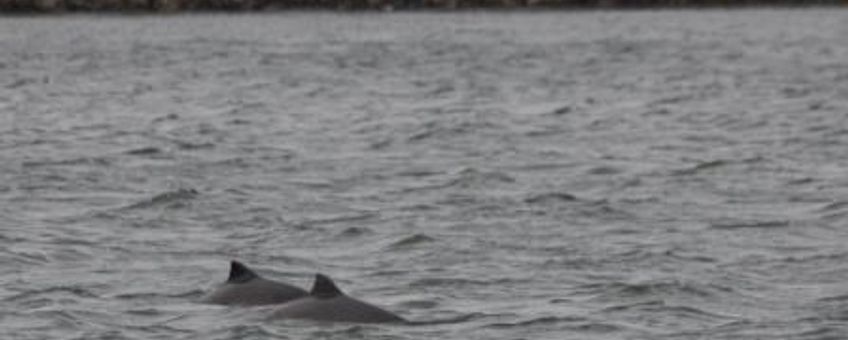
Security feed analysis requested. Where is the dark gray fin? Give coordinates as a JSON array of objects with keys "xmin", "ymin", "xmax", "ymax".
[
  {"xmin": 228, "ymin": 260, "xmax": 259, "ymax": 283},
  {"xmin": 311, "ymin": 273, "xmax": 343, "ymax": 298}
]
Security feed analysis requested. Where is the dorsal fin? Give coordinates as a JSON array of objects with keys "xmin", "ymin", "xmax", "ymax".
[
  {"xmin": 311, "ymin": 273, "xmax": 343, "ymax": 298},
  {"xmin": 227, "ymin": 260, "xmax": 259, "ymax": 283}
]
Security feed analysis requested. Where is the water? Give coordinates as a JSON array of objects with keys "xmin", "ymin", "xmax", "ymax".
[{"xmin": 2, "ymin": 9, "xmax": 848, "ymax": 339}]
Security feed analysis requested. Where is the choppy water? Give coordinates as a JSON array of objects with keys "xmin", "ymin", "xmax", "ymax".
[{"xmin": 2, "ymin": 9, "xmax": 848, "ymax": 339}]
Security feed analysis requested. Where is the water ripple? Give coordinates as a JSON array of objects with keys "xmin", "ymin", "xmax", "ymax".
[{"xmin": 3, "ymin": 10, "xmax": 848, "ymax": 340}]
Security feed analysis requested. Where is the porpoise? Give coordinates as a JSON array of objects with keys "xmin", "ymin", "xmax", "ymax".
[
  {"xmin": 271, "ymin": 273, "xmax": 405, "ymax": 323},
  {"xmin": 202, "ymin": 260, "xmax": 308, "ymax": 306}
]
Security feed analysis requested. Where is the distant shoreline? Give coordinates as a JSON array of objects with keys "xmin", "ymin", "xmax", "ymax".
[{"xmin": 1, "ymin": 1, "xmax": 845, "ymax": 13}]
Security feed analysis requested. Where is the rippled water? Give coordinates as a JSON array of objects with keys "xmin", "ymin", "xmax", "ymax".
[{"xmin": 2, "ymin": 9, "xmax": 848, "ymax": 339}]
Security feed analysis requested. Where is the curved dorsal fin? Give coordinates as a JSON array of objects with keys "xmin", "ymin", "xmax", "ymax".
[
  {"xmin": 311, "ymin": 273, "xmax": 343, "ymax": 298},
  {"xmin": 228, "ymin": 260, "xmax": 259, "ymax": 283}
]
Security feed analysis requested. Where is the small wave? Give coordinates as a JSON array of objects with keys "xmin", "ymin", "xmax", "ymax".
[
  {"xmin": 569, "ymin": 199, "xmax": 636, "ymax": 221},
  {"xmin": 6, "ymin": 76, "xmax": 44, "ymax": 89},
  {"xmin": 549, "ymin": 105, "xmax": 574, "ymax": 115},
  {"xmin": 398, "ymin": 300, "xmax": 439, "ymax": 309},
  {"xmin": 148, "ymin": 188, "xmax": 199, "ymax": 204},
  {"xmin": 25, "ymin": 308, "xmax": 95, "ymax": 329},
  {"xmin": 174, "ymin": 141, "xmax": 215, "ymax": 150},
  {"xmin": 486, "ymin": 316, "xmax": 623, "ymax": 333},
  {"xmin": 121, "ymin": 188, "xmax": 199, "ymax": 210},
  {"xmin": 485, "ymin": 316, "xmax": 582, "ymax": 328},
  {"xmin": 387, "ymin": 234, "xmax": 436, "ymax": 250},
  {"xmin": 405, "ymin": 312, "xmax": 492, "ymax": 326},
  {"xmin": 672, "ymin": 159, "xmax": 730, "ymax": 176},
  {"xmin": 524, "ymin": 192, "xmax": 579, "ymax": 205},
  {"xmin": 112, "ymin": 289, "xmax": 205, "ymax": 301},
  {"xmin": 589, "ymin": 279, "xmax": 725, "ymax": 301},
  {"xmin": 406, "ymin": 120, "xmax": 502, "ymax": 143},
  {"xmin": 337, "ymin": 227, "xmax": 374, "ymax": 238},
  {"xmin": 222, "ymin": 324, "xmax": 279, "ymax": 338},
  {"xmin": 812, "ymin": 293, "xmax": 848, "ymax": 322},
  {"xmin": 443, "ymin": 168, "xmax": 516, "ymax": 189},
  {"xmin": 710, "ymin": 220, "xmax": 790, "ymax": 230},
  {"xmin": 570, "ymin": 322, "xmax": 624, "ymax": 333},
  {"xmin": 604, "ymin": 301, "xmax": 736, "ymax": 320},
  {"xmin": 296, "ymin": 213, "xmax": 378, "ymax": 228},
  {"xmin": 397, "ymin": 203, "xmax": 440, "ymax": 212},
  {"xmin": 673, "ymin": 157, "xmax": 768, "ymax": 176},
  {"xmin": 400, "ymin": 168, "xmax": 516, "ymax": 193},
  {"xmin": 787, "ymin": 177, "xmax": 815, "ymax": 185},
  {"xmin": 4, "ymin": 286, "xmax": 100, "ymax": 303},
  {"xmin": 586, "ymin": 165, "xmax": 623, "ymax": 175},
  {"xmin": 409, "ymin": 277, "xmax": 502, "ymax": 289},
  {"xmin": 817, "ymin": 294, "xmax": 848, "ymax": 303},
  {"xmin": 395, "ymin": 168, "xmax": 444, "ymax": 178},
  {"xmin": 663, "ymin": 249, "xmax": 718, "ymax": 263},
  {"xmin": 22, "ymin": 157, "xmax": 111, "ymax": 168},
  {"xmin": 125, "ymin": 308, "xmax": 164, "ymax": 316},
  {"xmin": 124, "ymin": 146, "xmax": 163, "ymax": 156},
  {"xmin": 152, "ymin": 113, "xmax": 180, "ymax": 123},
  {"xmin": 2, "ymin": 249, "xmax": 50, "ymax": 265},
  {"xmin": 818, "ymin": 200, "xmax": 848, "ymax": 212},
  {"xmin": 792, "ymin": 325, "xmax": 847, "ymax": 340}
]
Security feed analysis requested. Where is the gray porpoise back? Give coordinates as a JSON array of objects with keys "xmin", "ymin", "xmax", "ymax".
[
  {"xmin": 202, "ymin": 261, "xmax": 308, "ymax": 306},
  {"xmin": 271, "ymin": 273, "xmax": 405, "ymax": 323}
]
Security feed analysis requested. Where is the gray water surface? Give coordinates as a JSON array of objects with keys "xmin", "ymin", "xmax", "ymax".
[{"xmin": 2, "ymin": 10, "xmax": 848, "ymax": 339}]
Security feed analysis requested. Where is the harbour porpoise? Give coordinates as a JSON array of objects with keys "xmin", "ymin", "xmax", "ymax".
[
  {"xmin": 201, "ymin": 260, "xmax": 308, "ymax": 306},
  {"xmin": 271, "ymin": 273, "xmax": 405, "ymax": 323}
]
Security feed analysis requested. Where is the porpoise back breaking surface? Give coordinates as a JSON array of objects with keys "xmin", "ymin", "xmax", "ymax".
[
  {"xmin": 202, "ymin": 261, "xmax": 307, "ymax": 306},
  {"xmin": 271, "ymin": 273, "xmax": 405, "ymax": 323}
]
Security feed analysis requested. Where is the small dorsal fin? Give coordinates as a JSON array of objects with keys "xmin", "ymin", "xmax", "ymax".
[
  {"xmin": 228, "ymin": 260, "xmax": 259, "ymax": 283},
  {"xmin": 311, "ymin": 273, "xmax": 343, "ymax": 298}
]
